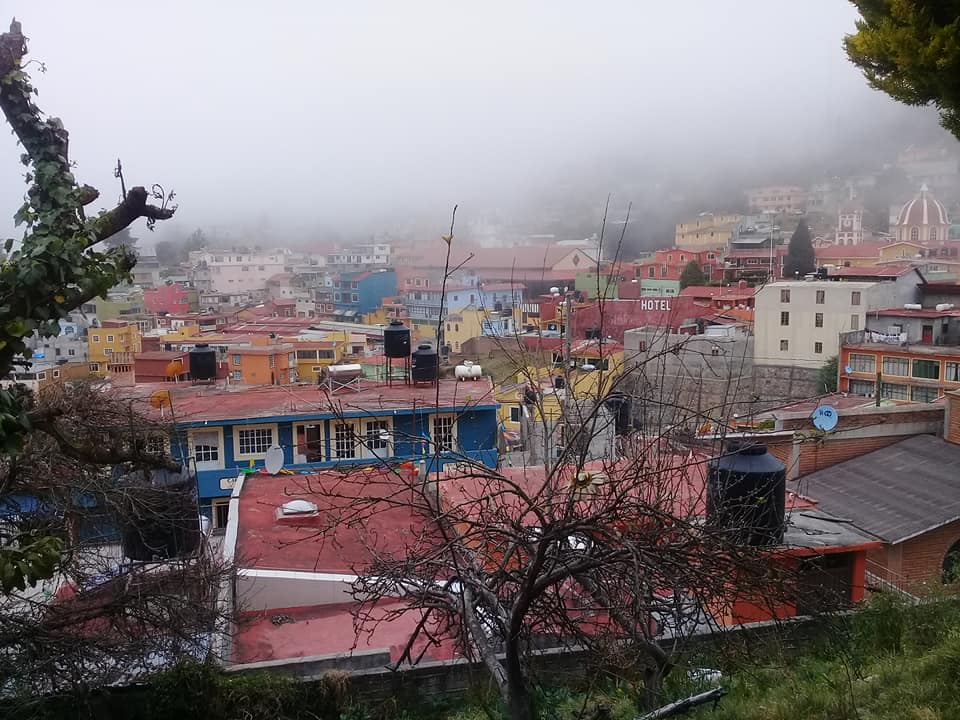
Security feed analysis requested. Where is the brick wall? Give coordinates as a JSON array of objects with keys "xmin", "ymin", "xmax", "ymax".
[
  {"xmin": 946, "ymin": 392, "xmax": 960, "ymax": 444},
  {"xmin": 767, "ymin": 435, "xmax": 929, "ymax": 480},
  {"xmin": 900, "ymin": 519, "xmax": 960, "ymax": 587}
]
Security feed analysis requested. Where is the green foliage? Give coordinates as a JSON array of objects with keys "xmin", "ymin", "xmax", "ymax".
[
  {"xmin": 818, "ymin": 356, "xmax": 839, "ymax": 394},
  {"xmin": 845, "ymin": 1, "xmax": 960, "ymax": 140},
  {"xmin": 0, "ymin": 25, "xmax": 174, "ymax": 593},
  {"xmin": 679, "ymin": 260, "xmax": 707, "ymax": 289},
  {"xmin": 783, "ymin": 220, "xmax": 815, "ymax": 278}
]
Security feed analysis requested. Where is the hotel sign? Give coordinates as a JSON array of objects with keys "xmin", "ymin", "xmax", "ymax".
[{"xmin": 639, "ymin": 299, "xmax": 672, "ymax": 311}]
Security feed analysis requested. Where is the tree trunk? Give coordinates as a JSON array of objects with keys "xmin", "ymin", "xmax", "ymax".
[{"xmin": 504, "ymin": 635, "xmax": 534, "ymax": 720}]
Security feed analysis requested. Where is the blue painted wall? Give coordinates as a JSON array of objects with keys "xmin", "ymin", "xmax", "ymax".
[
  {"xmin": 334, "ymin": 270, "xmax": 397, "ymax": 315},
  {"xmin": 183, "ymin": 404, "xmax": 499, "ymax": 502}
]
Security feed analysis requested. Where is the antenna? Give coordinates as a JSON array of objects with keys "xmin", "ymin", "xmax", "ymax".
[{"xmin": 264, "ymin": 445, "xmax": 285, "ymax": 475}]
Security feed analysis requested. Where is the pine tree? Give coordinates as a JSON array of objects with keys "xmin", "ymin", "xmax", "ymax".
[
  {"xmin": 679, "ymin": 260, "xmax": 706, "ymax": 289},
  {"xmin": 784, "ymin": 220, "xmax": 815, "ymax": 278}
]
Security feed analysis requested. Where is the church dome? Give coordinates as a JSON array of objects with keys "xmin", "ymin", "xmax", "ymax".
[{"xmin": 895, "ymin": 184, "xmax": 950, "ymax": 227}]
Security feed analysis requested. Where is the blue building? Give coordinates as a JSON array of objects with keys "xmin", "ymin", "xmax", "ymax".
[
  {"xmin": 331, "ymin": 269, "xmax": 397, "ymax": 318},
  {"xmin": 154, "ymin": 378, "xmax": 499, "ymax": 527}
]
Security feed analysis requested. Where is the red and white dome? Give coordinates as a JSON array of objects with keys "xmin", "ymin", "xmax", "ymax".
[{"xmin": 895, "ymin": 184, "xmax": 950, "ymax": 227}]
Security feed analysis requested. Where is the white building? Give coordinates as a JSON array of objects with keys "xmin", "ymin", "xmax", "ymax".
[
  {"xmin": 754, "ymin": 273, "xmax": 922, "ymax": 371},
  {"xmin": 325, "ymin": 243, "xmax": 391, "ymax": 271},
  {"xmin": 836, "ymin": 201, "xmax": 864, "ymax": 246},
  {"xmin": 891, "ymin": 185, "xmax": 950, "ymax": 245},
  {"xmin": 188, "ymin": 249, "xmax": 293, "ymax": 293}
]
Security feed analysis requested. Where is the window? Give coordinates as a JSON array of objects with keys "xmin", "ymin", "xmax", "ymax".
[
  {"xmin": 68, "ymin": 348, "xmax": 75, "ymax": 356},
  {"xmin": 432, "ymin": 415, "xmax": 456, "ymax": 451},
  {"xmin": 89, "ymin": 363, "xmax": 99, "ymax": 372},
  {"xmin": 365, "ymin": 420, "xmax": 390, "ymax": 454},
  {"xmin": 104, "ymin": 348, "xmax": 113, "ymax": 356},
  {"xmin": 648, "ymin": 267, "xmax": 655, "ymax": 278},
  {"xmin": 780, "ymin": 339, "xmax": 789, "ymax": 351},
  {"xmin": 946, "ymin": 362, "xmax": 960, "ymax": 382},
  {"xmin": 851, "ymin": 291, "xmax": 861, "ymax": 306},
  {"xmin": 52, "ymin": 369, "xmax": 60, "ymax": 378},
  {"xmin": 237, "ymin": 426, "xmax": 273, "ymax": 456},
  {"xmin": 145, "ymin": 435, "xmax": 166, "ymax": 456},
  {"xmin": 881, "ymin": 383, "xmax": 909, "ymax": 400},
  {"xmin": 36, "ymin": 372, "xmax": 46, "ymax": 380},
  {"xmin": 351, "ymin": 293, "xmax": 359, "ymax": 303},
  {"xmin": 334, "ymin": 293, "xmax": 341, "ymax": 302},
  {"xmin": 911, "ymin": 385, "xmax": 939, "ymax": 403},
  {"xmin": 269, "ymin": 355, "xmax": 275, "ymax": 368},
  {"xmin": 849, "ymin": 379, "xmax": 875, "ymax": 396},
  {"xmin": 209, "ymin": 499, "xmax": 230, "ymax": 530},
  {"xmin": 910, "ymin": 227, "xmax": 919, "ymax": 243},
  {"xmin": 193, "ymin": 430, "xmax": 220, "ymax": 469},
  {"xmin": 241, "ymin": 265, "xmax": 249, "ymax": 272},
  {"xmin": 814, "ymin": 342, "xmax": 823, "ymax": 354},
  {"xmin": 333, "ymin": 423, "xmax": 356, "ymax": 459},
  {"xmin": 287, "ymin": 352, "xmax": 295, "ymax": 365},
  {"xmin": 106, "ymin": 335, "xmax": 114, "ymax": 343},
  {"xmin": 850, "ymin": 315, "xmax": 860, "ymax": 331},
  {"xmin": 780, "ymin": 289, "xmax": 791, "ymax": 303},
  {"xmin": 258, "ymin": 265, "xmax": 265, "ymax": 271},
  {"xmin": 912, "ymin": 359, "xmax": 940, "ymax": 380},
  {"xmin": 780, "ymin": 311, "xmax": 790, "ymax": 326},
  {"xmin": 232, "ymin": 370, "xmax": 241, "ymax": 381},
  {"xmin": 509, "ymin": 406, "xmax": 522, "ymax": 423},
  {"xmin": 849, "ymin": 353, "xmax": 876, "ymax": 373},
  {"xmin": 351, "ymin": 281, "xmax": 359, "ymax": 289},
  {"xmin": 232, "ymin": 354, "xmax": 241, "ymax": 366},
  {"xmin": 883, "ymin": 356, "xmax": 910, "ymax": 376},
  {"xmin": 91, "ymin": 335, "xmax": 100, "ymax": 343},
  {"xmin": 815, "ymin": 313, "xmax": 823, "ymax": 328}
]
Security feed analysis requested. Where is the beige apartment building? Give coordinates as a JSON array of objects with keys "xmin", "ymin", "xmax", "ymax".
[
  {"xmin": 753, "ymin": 275, "xmax": 922, "ymax": 399},
  {"xmin": 746, "ymin": 186, "xmax": 808, "ymax": 215}
]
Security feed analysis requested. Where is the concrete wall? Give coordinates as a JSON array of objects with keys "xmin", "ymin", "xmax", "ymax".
[{"xmin": 624, "ymin": 327, "xmax": 765, "ymax": 429}]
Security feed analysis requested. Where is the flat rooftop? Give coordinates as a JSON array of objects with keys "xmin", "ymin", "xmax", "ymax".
[
  {"xmin": 235, "ymin": 467, "xmax": 437, "ymax": 574},
  {"xmin": 128, "ymin": 377, "xmax": 497, "ymax": 423},
  {"xmin": 844, "ymin": 341, "xmax": 960, "ymax": 357}
]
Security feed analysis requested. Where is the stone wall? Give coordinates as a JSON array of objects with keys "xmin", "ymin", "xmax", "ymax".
[{"xmin": 753, "ymin": 364, "xmax": 822, "ymax": 404}]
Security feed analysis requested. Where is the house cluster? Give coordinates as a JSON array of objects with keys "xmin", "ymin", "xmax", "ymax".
[{"xmin": 9, "ymin": 144, "xmax": 960, "ymax": 682}]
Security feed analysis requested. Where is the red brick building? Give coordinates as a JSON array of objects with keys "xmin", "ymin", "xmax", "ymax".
[{"xmin": 143, "ymin": 283, "xmax": 198, "ymax": 315}]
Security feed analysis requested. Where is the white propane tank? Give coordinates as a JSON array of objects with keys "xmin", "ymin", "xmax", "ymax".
[
  {"xmin": 904, "ymin": 303, "xmax": 923, "ymax": 311},
  {"xmin": 454, "ymin": 360, "xmax": 482, "ymax": 381},
  {"xmin": 936, "ymin": 303, "xmax": 955, "ymax": 312}
]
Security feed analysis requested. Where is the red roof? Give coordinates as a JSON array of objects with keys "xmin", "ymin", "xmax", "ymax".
[
  {"xmin": 815, "ymin": 244, "xmax": 886, "ymax": 259},
  {"xmin": 828, "ymin": 264, "xmax": 917, "ymax": 278},
  {"xmin": 129, "ymin": 377, "xmax": 497, "ymax": 423},
  {"xmin": 867, "ymin": 307, "xmax": 960, "ymax": 319}
]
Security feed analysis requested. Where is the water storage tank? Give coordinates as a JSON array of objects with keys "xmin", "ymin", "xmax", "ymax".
[
  {"xmin": 189, "ymin": 343, "xmax": 217, "ymax": 381},
  {"xmin": 383, "ymin": 319, "xmax": 411, "ymax": 358},
  {"xmin": 118, "ymin": 466, "xmax": 201, "ymax": 561},
  {"xmin": 411, "ymin": 343, "xmax": 439, "ymax": 383},
  {"xmin": 706, "ymin": 440, "xmax": 786, "ymax": 546},
  {"xmin": 454, "ymin": 360, "xmax": 482, "ymax": 381}
]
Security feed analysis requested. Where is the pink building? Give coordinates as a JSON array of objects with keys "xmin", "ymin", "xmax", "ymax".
[{"xmin": 144, "ymin": 283, "xmax": 198, "ymax": 315}]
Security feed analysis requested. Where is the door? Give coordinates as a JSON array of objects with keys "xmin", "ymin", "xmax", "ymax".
[
  {"xmin": 295, "ymin": 424, "xmax": 324, "ymax": 463},
  {"xmin": 922, "ymin": 324, "xmax": 934, "ymax": 344}
]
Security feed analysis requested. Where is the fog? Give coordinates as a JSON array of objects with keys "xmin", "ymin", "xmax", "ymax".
[{"xmin": 0, "ymin": 1, "xmax": 954, "ymax": 249}]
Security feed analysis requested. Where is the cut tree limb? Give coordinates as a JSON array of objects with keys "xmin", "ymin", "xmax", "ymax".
[{"xmin": 637, "ymin": 687, "xmax": 727, "ymax": 720}]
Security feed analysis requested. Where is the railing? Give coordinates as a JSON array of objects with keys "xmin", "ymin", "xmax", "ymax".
[{"xmin": 865, "ymin": 559, "xmax": 920, "ymax": 604}]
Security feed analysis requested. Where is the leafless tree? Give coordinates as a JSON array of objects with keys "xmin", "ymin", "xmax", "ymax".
[{"xmin": 0, "ymin": 381, "xmax": 231, "ymax": 699}]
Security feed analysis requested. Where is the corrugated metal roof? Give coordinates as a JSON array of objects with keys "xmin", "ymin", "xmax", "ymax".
[{"xmin": 802, "ymin": 434, "xmax": 960, "ymax": 544}]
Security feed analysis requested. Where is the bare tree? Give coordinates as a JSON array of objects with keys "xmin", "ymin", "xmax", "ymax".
[{"xmin": 0, "ymin": 381, "xmax": 231, "ymax": 699}]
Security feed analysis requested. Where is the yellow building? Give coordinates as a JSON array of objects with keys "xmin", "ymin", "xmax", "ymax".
[
  {"xmin": 289, "ymin": 339, "xmax": 344, "ymax": 383},
  {"xmin": 87, "ymin": 319, "xmax": 142, "ymax": 376},
  {"xmin": 444, "ymin": 305, "xmax": 518, "ymax": 353},
  {"xmin": 675, "ymin": 213, "xmax": 741, "ymax": 250}
]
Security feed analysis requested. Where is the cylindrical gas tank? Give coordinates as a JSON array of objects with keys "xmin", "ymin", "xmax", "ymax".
[{"xmin": 454, "ymin": 360, "xmax": 482, "ymax": 381}]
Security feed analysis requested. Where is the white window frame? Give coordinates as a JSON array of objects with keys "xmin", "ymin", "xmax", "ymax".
[
  {"xmin": 106, "ymin": 335, "xmax": 115, "ymax": 343},
  {"xmin": 233, "ymin": 424, "xmax": 277, "ymax": 459},
  {"xmin": 331, "ymin": 420, "xmax": 359, "ymax": 460},
  {"xmin": 431, "ymin": 413, "xmax": 457, "ymax": 452},
  {"xmin": 362, "ymin": 418, "xmax": 392, "ymax": 459},
  {"xmin": 191, "ymin": 428, "xmax": 223, "ymax": 471}
]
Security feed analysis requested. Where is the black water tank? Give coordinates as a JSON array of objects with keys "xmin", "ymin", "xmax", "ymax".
[
  {"xmin": 383, "ymin": 319, "xmax": 411, "ymax": 358},
  {"xmin": 189, "ymin": 343, "xmax": 217, "ymax": 381},
  {"xmin": 585, "ymin": 328, "xmax": 601, "ymax": 340},
  {"xmin": 706, "ymin": 440, "xmax": 786, "ymax": 546},
  {"xmin": 118, "ymin": 467, "xmax": 201, "ymax": 561},
  {"xmin": 411, "ymin": 343, "xmax": 439, "ymax": 383}
]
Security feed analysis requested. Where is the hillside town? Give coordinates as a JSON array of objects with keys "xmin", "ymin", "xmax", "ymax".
[{"xmin": 5, "ymin": 5, "xmax": 960, "ymax": 720}]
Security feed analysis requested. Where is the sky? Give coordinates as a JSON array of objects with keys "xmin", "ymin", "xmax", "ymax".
[{"xmin": 0, "ymin": 2, "xmax": 949, "ymax": 246}]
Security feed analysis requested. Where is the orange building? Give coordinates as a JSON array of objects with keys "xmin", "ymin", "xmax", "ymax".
[{"xmin": 228, "ymin": 336, "xmax": 296, "ymax": 386}]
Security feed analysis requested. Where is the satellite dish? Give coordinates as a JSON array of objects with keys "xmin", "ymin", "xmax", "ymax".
[
  {"xmin": 811, "ymin": 405, "xmax": 839, "ymax": 432},
  {"xmin": 844, "ymin": 365, "xmax": 854, "ymax": 375},
  {"xmin": 264, "ymin": 445, "xmax": 285, "ymax": 475}
]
